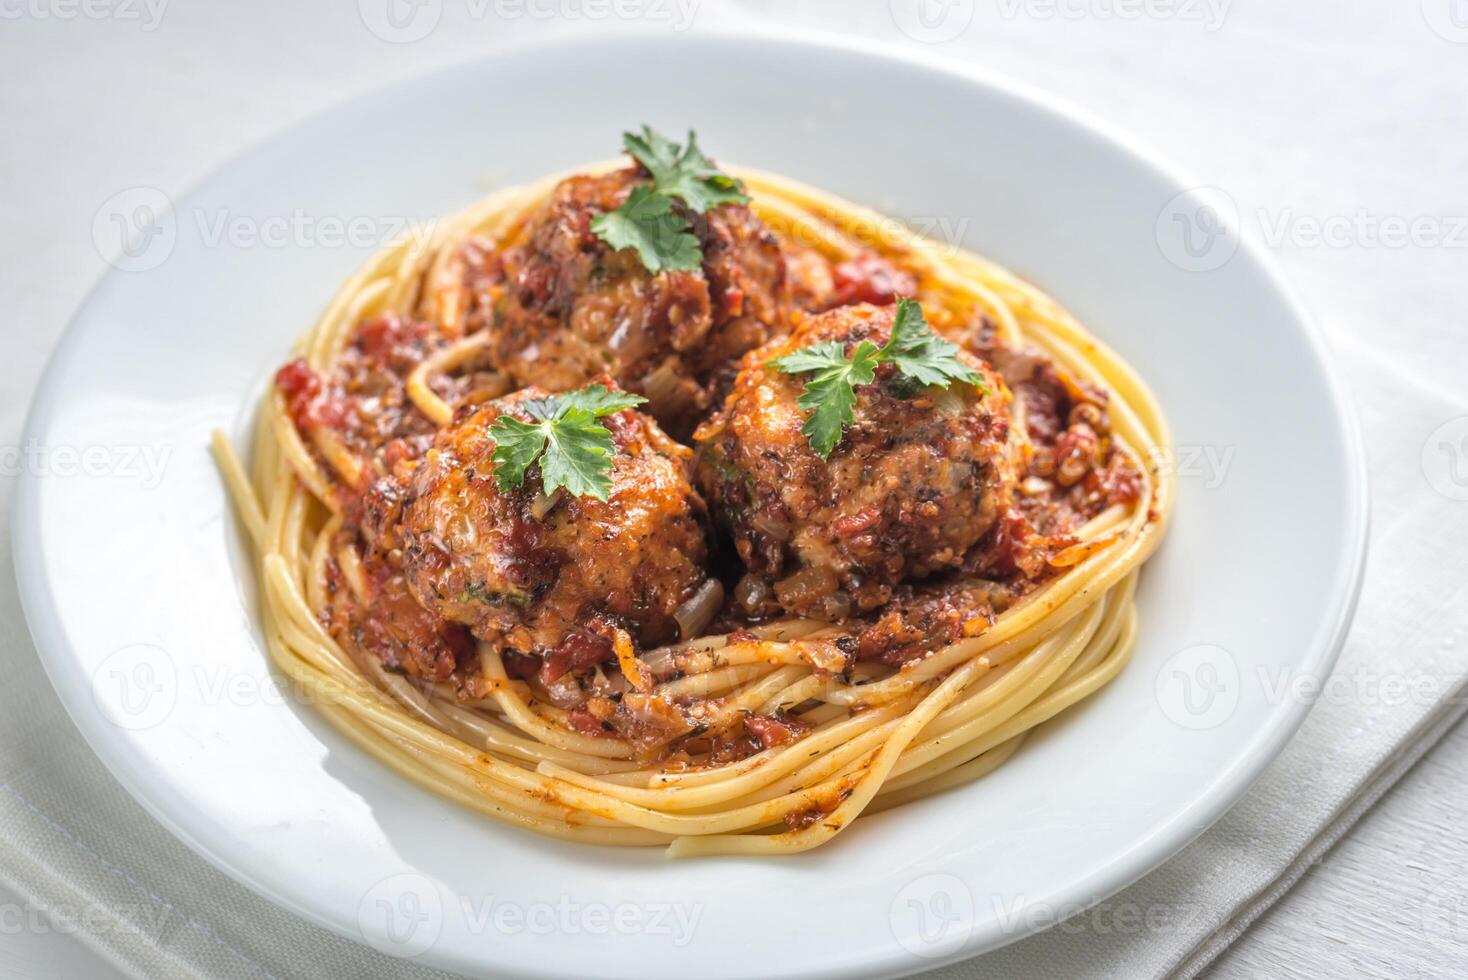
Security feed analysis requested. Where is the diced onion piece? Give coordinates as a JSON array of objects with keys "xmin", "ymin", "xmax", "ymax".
[
  {"xmin": 1020, "ymin": 476, "xmax": 1052, "ymax": 496},
  {"xmin": 928, "ymin": 386, "xmax": 967, "ymax": 418},
  {"xmin": 775, "ymin": 566, "xmax": 839, "ymax": 610},
  {"xmin": 751, "ymin": 512, "xmax": 793, "ymax": 542},
  {"xmin": 529, "ymin": 487, "xmax": 564, "ymax": 521},
  {"xmin": 673, "ymin": 578, "xmax": 725, "ymax": 641},
  {"xmin": 792, "ymin": 639, "xmax": 849, "ymax": 673}
]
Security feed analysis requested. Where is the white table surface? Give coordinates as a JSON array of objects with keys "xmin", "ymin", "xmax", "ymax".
[{"xmin": 3, "ymin": 2, "xmax": 1466, "ymax": 978}]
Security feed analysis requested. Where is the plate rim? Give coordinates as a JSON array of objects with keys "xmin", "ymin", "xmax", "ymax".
[{"xmin": 11, "ymin": 27, "xmax": 1370, "ymax": 979}]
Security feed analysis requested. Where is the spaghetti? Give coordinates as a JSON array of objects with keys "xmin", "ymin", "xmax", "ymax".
[{"xmin": 214, "ymin": 157, "xmax": 1172, "ymax": 856}]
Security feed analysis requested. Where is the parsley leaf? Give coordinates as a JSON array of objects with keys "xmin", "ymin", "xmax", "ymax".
[
  {"xmin": 880, "ymin": 297, "xmax": 985, "ymax": 392},
  {"xmin": 589, "ymin": 185, "xmax": 702, "ymax": 274},
  {"xmin": 623, "ymin": 126, "xmax": 749, "ymax": 214},
  {"xmin": 592, "ymin": 126, "xmax": 749, "ymax": 273},
  {"xmin": 779, "ymin": 341, "xmax": 880, "ymax": 458},
  {"xmin": 770, "ymin": 298, "xmax": 987, "ymax": 458},
  {"xmin": 537, "ymin": 407, "xmax": 619, "ymax": 499},
  {"xmin": 556, "ymin": 385, "xmax": 649, "ymax": 417},
  {"xmin": 488, "ymin": 385, "xmax": 648, "ymax": 501},
  {"xmin": 487, "ymin": 416, "xmax": 551, "ymax": 492}
]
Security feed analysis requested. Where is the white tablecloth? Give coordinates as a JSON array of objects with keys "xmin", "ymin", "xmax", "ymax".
[{"xmin": 3, "ymin": 2, "xmax": 1467, "ymax": 977}]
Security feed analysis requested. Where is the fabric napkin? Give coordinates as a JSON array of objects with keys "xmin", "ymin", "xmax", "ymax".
[{"xmin": 4, "ymin": 3, "xmax": 1467, "ymax": 979}]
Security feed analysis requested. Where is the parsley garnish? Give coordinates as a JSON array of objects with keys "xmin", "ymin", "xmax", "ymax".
[
  {"xmin": 622, "ymin": 126, "xmax": 750, "ymax": 214},
  {"xmin": 774, "ymin": 340, "xmax": 881, "ymax": 459},
  {"xmin": 770, "ymin": 297, "xmax": 986, "ymax": 458},
  {"xmin": 488, "ymin": 385, "xmax": 647, "ymax": 501},
  {"xmin": 591, "ymin": 126, "xmax": 748, "ymax": 274},
  {"xmin": 589, "ymin": 185, "xmax": 701, "ymax": 274}
]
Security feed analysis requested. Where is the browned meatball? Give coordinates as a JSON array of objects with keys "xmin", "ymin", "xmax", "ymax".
[
  {"xmin": 695, "ymin": 304, "xmax": 1021, "ymax": 621},
  {"xmin": 364, "ymin": 386, "xmax": 711, "ymax": 682},
  {"xmin": 486, "ymin": 168, "xmax": 788, "ymax": 436}
]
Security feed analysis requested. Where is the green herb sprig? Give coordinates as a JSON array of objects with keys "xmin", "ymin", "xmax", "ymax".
[
  {"xmin": 590, "ymin": 126, "xmax": 748, "ymax": 274},
  {"xmin": 770, "ymin": 297, "xmax": 986, "ymax": 458},
  {"xmin": 488, "ymin": 385, "xmax": 647, "ymax": 501}
]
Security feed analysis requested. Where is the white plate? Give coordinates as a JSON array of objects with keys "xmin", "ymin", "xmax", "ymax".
[{"xmin": 14, "ymin": 32, "xmax": 1366, "ymax": 980}]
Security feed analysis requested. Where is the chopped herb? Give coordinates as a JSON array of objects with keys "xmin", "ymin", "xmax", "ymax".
[
  {"xmin": 591, "ymin": 125, "xmax": 748, "ymax": 273},
  {"xmin": 622, "ymin": 125, "xmax": 749, "ymax": 214},
  {"xmin": 589, "ymin": 185, "xmax": 701, "ymax": 274},
  {"xmin": 771, "ymin": 340, "xmax": 880, "ymax": 458},
  {"xmin": 880, "ymin": 296, "xmax": 984, "ymax": 391},
  {"xmin": 488, "ymin": 384, "xmax": 647, "ymax": 501},
  {"xmin": 770, "ymin": 297, "xmax": 986, "ymax": 458}
]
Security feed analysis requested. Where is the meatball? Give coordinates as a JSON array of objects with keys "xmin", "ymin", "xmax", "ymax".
[
  {"xmin": 487, "ymin": 168, "xmax": 788, "ymax": 436},
  {"xmin": 364, "ymin": 385, "xmax": 711, "ymax": 682},
  {"xmin": 695, "ymin": 304, "xmax": 1020, "ymax": 620}
]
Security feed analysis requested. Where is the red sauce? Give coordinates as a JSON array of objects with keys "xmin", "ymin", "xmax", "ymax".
[{"xmin": 830, "ymin": 253, "xmax": 918, "ymax": 307}]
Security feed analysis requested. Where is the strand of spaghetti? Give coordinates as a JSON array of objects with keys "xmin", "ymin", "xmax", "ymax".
[
  {"xmin": 269, "ymin": 393, "xmax": 336, "ymax": 510},
  {"xmin": 882, "ymin": 604, "xmax": 1139, "ymax": 797},
  {"xmin": 478, "ymin": 645, "xmax": 636, "ymax": 760},
  {"xmin": 265, "ymin": 559, "xmax": 381, "ymax": 685},
  {"xmin": 307, "ymin": 252, "xmax": 401, "ymax": 367},
  {"xmin": 384, "ymin": 222, "xmax": 441, "ymax": 313},
  {"xmin": 304, "ymin": 512, "xmax": 340, "ymax": 616},
  {"xmin": 884, "ymin": 598, "xmax": 1111, "ymax": 779},
  {"xmin": 430, "ymin": 702, "xmax": 643, "ymax": 776},
  {"xmin": 653, "ymin": 640, "xmax": 816, "ymax": 679},
  {"xmin": 731, "ymin": 701, "xmax": 941, "ymax": 809},
  {"xmin": 666, "ymin": 649, "xmax": 996, "ymax": 855},
  {"xmin": 1053, "ymin": 574, "xmax": 1138, "ymax": 682},
  {"xmin": 280, "ymin": 640, "xmax": 875, "ymax": 837},
  {"xmin": 549, "ymin": 699, "xmax": 914, "ymax": 806},
  {"xmin": 639, "ymin": 620, "xmax": 827, "ymax": 674},
  {"xmin": 405, "ymin": 332, "xmax": 500, "ymax": 425},
  {"xmin": 653, "ymin": 662, "xmax": 778, "ymax": 700},
  {"xmin": 209, "ymin": 432, "xmax": 266, "ymax": 546},
  {"xmin": 275, "ymin": 480, "xmax": 318, "ymax": 576},
  {"xmin": 725, "ymin": 616, "xmax": 1095, "ymax": 813},
  {"xmin": 720, "ymin": 665, "xmax": 808, "ymax": 712},
  {"xmin": 755, "ymin": 672, "xmax": 832, "ymax": 715},
  {"xmin": 867, "ymin": 737, "xmax": 1026, "ymax": 813}
]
